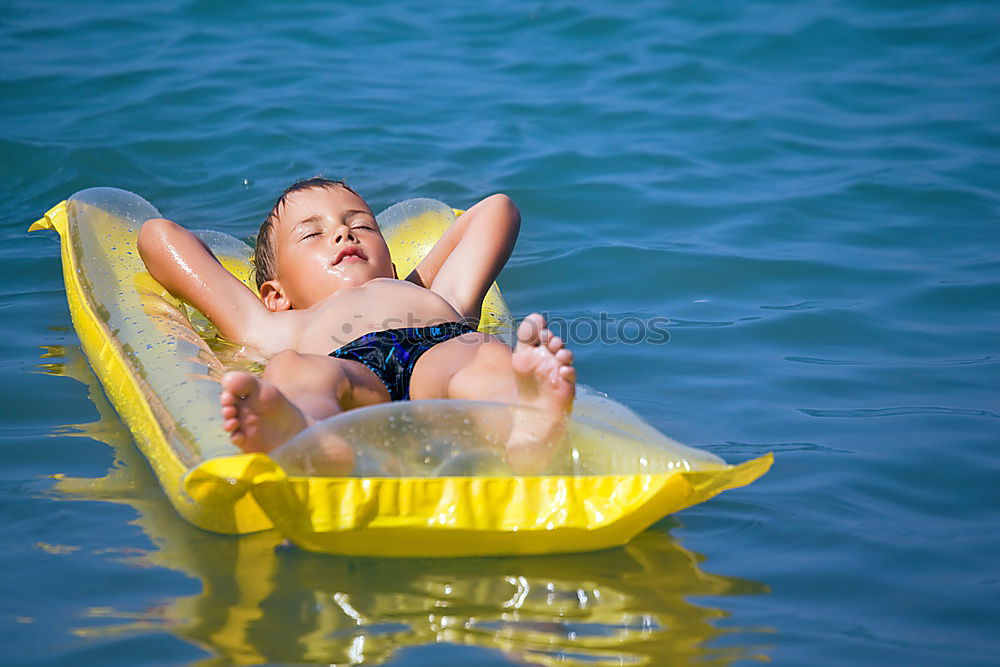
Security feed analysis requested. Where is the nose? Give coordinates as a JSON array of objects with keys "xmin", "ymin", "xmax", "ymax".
[{"xmin": 332, "ymin": 224, "xmax": 356, "ymax": 245}]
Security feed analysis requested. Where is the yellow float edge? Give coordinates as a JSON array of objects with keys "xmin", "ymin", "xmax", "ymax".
[{"xmin": 186, "ymin": 452, "xmax": 772, "ymax": 557}]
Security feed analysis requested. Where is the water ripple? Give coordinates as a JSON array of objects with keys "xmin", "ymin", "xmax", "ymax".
[
  {"xmin": 786, "ymin": 355, "xmax": 995, "ymax": 367},
  {"xmin": 800, "ymin": 406, "xmax": 1000, "ymax": 419}
]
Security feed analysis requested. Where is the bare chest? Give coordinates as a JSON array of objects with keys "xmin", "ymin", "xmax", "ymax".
[{"xmin": 292, "ymin": 280, "xmax": 462, "ymax": 354}]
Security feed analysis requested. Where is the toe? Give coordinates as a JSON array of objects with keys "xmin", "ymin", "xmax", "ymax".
[
  {"xmin": 221, "ymin": 371, "xmax": 257, "ymax": 401},
  {"xmin": 221, "ymin": 405, "xmax": 237, "ymax": 419},
  {"xmin": 547, "ymin": 334, "xmax": 563, "ymax": 353},
  {"xmin": 555, "ymin": 348, "xmax": 573, "ymax": 365},
  {"xmin": 517, "ymin": 314, "xmax": 546, "ymax": 346}
]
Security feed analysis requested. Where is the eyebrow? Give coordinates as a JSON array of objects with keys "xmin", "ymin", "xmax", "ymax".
[
  {"xmin": 292, "ymin": 215, "xmax": 323, "ymax": 230},
  {"xmin": 342, "ymin": 209, "xmax": 374, "ymax": 223},
  {"xmin": 291, "ymin": 210, "xmax": 373, "ymax": 230}
]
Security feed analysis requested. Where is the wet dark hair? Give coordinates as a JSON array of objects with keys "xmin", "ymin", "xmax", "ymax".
[{"xmin": 253, "ymin": 177, "xmax": 362, "ymax": 290}]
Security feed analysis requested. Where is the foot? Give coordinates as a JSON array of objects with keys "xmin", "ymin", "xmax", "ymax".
[
  {"xmin": 506, "ymin": 313, "xmax": 576, "ymax": 473},
  {"xmin": 220, "ymin": 371, "xmax": 311, "ymax": 454}
]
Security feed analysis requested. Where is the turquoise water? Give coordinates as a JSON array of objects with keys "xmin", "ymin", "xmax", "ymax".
[{"xmin": 3, "ymin": 1, "xmax": 999, "ymax": 664}]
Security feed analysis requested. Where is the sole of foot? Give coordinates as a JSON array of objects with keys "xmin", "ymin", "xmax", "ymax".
[{"xmin": 505, "ymin": 313, "xmax": 576, "ymax": 474}]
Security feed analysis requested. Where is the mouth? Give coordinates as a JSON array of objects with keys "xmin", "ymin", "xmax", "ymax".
[{"xmin": 333, "ymin": 245, "xmax": 368, "ymax": 265}]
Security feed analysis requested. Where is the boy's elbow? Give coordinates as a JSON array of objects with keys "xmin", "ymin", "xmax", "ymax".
[
  {"xmin": 488, "ymin": 193, "xmax": 520, "ymax": 229},
  {"xmin": 489, "ymin": 193, "xmax": 518, "ymax": 213},
  {"xmin": 138, "ymin": 217, "xmax": 184, "ymax": 271},
  {"xmin": 139, "ymin": 217, "xmax": 173, "ymax": 249}
]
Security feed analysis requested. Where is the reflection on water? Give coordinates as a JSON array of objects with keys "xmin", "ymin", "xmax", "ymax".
[{"xmin": 41, "ymin": 344, "xmax": 772, "ymax": 665}]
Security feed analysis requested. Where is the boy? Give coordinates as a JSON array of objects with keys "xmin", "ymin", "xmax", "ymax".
[{"xmin": 137, "ymin": 178, "xmax": 575, "ymax": 473}]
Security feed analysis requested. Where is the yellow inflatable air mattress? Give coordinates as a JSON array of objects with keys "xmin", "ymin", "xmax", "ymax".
[{"xmin": 31, "ymin": 187, "xmax": 771, "ymax": 557}]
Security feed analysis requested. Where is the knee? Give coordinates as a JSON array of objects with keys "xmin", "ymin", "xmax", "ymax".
[
  {"xmin": 263, "ymin": 349, "xmax": 307, "ymax": 379},
  {"xmin": 473, "ymin": 340, "xmax": 514, "ymax": 371},
  {"xmin": 448, "ymin": 340, "xmax": 516, "ymax": 400},
  {"xmin": 264, "ymin": 350, "xmax": 329, "ymax": 387},
  {"xmin": 264, "ymin": 350, "xmax": 350, "ymax": 392}
]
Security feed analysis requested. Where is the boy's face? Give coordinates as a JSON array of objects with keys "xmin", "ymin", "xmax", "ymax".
[{"xmin": 264, "ymin": 186, "xmax": 394, "ymax": 310}]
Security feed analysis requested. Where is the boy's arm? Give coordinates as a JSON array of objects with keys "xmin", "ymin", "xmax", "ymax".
[
  {"xmin": 138, "ymin": 218, "xmax": 289, "ymax": 353},
  {"xmin": 404, "ymin": 205, "xmax": 475, "ymax": 289},
  {"xmin": 416, "ymin": 194, "xmax": 520, "ymax": 319}
]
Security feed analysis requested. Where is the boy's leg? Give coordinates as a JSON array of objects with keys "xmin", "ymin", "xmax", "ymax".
[
  {"xmin": 220, "ymin": 351, "xmax": 390, "ymax": 457},
  {"xmin": 409, "ymin": 314, "xmax": 576, "ymax": 472},
  {"xmin": 260, "ymin": 350, "xmax": 391, "ymax": 417}
]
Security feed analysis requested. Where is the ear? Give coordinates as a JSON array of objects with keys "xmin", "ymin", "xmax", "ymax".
[{"xmin": 260, "ymin": 280, "xmax": 292, "ymax": 312}]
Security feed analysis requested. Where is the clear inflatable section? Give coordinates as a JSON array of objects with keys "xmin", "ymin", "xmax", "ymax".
[{"xmin": 272, "ymin": 386, "xmax": 724, "ymax": 478}]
